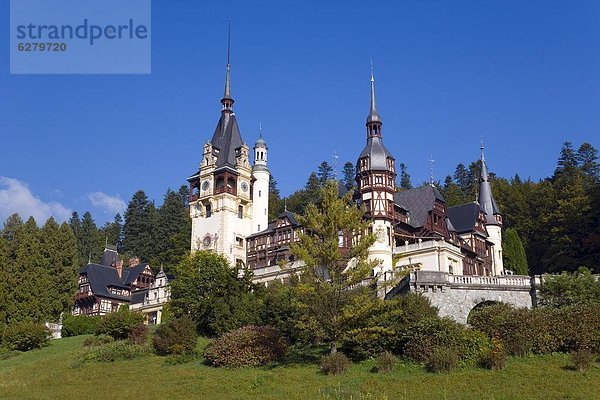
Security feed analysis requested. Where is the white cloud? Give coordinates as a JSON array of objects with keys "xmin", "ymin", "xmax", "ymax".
[
  {"xmin": 87, "ymin": 192, "xmax": 126, "ymax": 216},
  {"xmin": 0, "ymin": 176, "xmax": 72, "ymax": 224}
]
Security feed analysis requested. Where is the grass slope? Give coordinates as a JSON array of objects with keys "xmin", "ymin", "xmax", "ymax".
[{"xmin": 1, "ymin": 336, "xmax": 599, "ymax": 400}]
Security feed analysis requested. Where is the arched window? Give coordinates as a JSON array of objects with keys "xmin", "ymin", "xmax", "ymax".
[
  {"xmin": 205, "ymin": 204, "xmax": 212, "ymax": 218},
  {"xmin": 238, "ymin": 205, "xmax": 243, "ymax": 219},
  {"xmin": 215, "ymin": 177, "xmax": 224, "ymax": 191},
  {"xmin": 227, "ymin": 177, "xmax": 236, "ymax": 189}
]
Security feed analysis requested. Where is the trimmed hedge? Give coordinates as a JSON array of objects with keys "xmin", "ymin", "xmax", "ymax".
[
  {"xmin": 204, "ymin": 326, "xmax": 288, "ymax": 368},
  {"xmin": 469, "ymin": 303, "xmax": 600, "ymax": 355},
  {"xmin": 62, "ymin": 315, "xmax": 102, "ymax": 337},
  {"xmin": 1, "ymin": 322, "xmax": 50, "ymax": 351},
  {"xmin": 152, "ymin": 317, "xmax": 197, "ymax": 356}
]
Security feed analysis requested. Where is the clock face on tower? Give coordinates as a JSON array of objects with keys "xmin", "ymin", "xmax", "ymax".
[
  {"xmin": 202, "ymin": 180, "xmax": 210, "ymax": 191},
  {"xmin": 241, "ymin": 182, "xmax": 249, "ymax": 192}
]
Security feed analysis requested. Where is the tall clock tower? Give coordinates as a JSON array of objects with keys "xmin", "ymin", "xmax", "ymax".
[
  {"xmin": 356, "ymin": 64, "xmax": 396, "ymax": 275},
  {"xmin": 187, "ymin": 40, "xmax": 254, "ymax": 267}
]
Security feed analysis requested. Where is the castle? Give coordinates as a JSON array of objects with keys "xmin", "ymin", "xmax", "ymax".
[{"xmin": 186, "ymin": 48, "xmax": 511, "ymax": 296}]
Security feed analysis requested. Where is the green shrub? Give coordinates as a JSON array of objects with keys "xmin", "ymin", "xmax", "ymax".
[
  {"xmin": 95, "ymin": 308, "xmax": 145, "ymax": 340},
  {"xmin": 128, "ymin": 323, "xmax": 148, "ymax": 345},
  {"xmin": 164, "ymin": 352, "xmax": 199, "ymax": 365},
  {"xmin": 62, "ymin": 315, "xmax": 101, "ymax": 337},
  {"xmin": 204, "ymin": 325, "xmax": 288, "ymax": 368},
  {"xmin": 340, "ymin": 293, "xmax": 439, "ymax": 361},
  {"xmin": 404, "ymin": 317, "xmax": 490, "ymax": 365},
  {"xmin": 469, "ymin": 303, "xmax": 600, "ymax": 356},
  {"xmin": 320, "ymin": 352, "xmax": 351, "ymax": 375},
  {"xmin": 341, "ymin": 326, "xmax": 398, "ymax": 362},
  {"xmin": 1, "ymin": 322, "xmax": 49, "ymax": 351},
  {"xmin": 78, "ymin": 341, "xmax": 151, "ymax": 363},
  {"xmin": 83, "ymin": 334, "xmax": 114, "ymax": 347},
  {"xmin": 153, "ymin": 317, "xmax": 197, "ymax": 356},
  {"xmin": 374, "ymin": 351, "xmax": 397, "ymax": 373},
  {"xmin": 480, "ymin": 337, "xmax": 507, "ymax": 371},
  {"xmin": 426, "ymin": 347, "xmax": 459, "ymax": 373},
  {"xmin": 571, "ymin": 348, "xmax": 595, "ymax": 372}
]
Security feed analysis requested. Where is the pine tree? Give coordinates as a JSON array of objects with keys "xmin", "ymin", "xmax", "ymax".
[
  {"xmin": 290, "ymin": 181, "xmax": 378, "ymax": 353},
  {"xmin": 342, "ymin": 161, "xmax": 356, "ymax": 191},
  {"xmin": 101, "ymin": 213, "xmax": 124, "ymax": 252},
  {"xmin": 453, "ymin": 163, "xmax": 471, "ymax": 198},
  {"xmin": 41, "ymin": 218, "xmax": 79, "ymax": 319},
  {"xmin": 78, "ymin": 212, "xmax": 102, "ymax": 265},
  {"xmin": 304, "ymin": 172, "xmax": 322, "ymax": 206},
  {"xmin": 554, "ymin": 141, "xmax": 578, "ymax": 179},
  {"xmin": 317, "ymin": 161, "xmax": 334, "ymax": 185},
  {"xmin": 155, "ymin": 188, "xmax": 191, "ymax": 269},
  {"xmin": 68, "ymin": 212, "xmax": 81, "ymax": 240},
  {"xmin": 502, "ymin": 228, "xmax": 528, "ymax": 275},
  {"xmin": 123, "ymin": 190, "xmax": 157, "ymax": 262},
  {"xmin": 442, "ymin": 175, "xmax": 466, "ymax": 207},
  {"xmin": 576, "ymin": 142, "xmax": 600, "ymax": 180},
  {"xmin": 0, "ymin": 231, "xmax": 8, "ymax": 327},
  {"xmin": 399, "ymin": 163, "xmax": 412, "ymax": 189},
  {"xmin": 268, "ymin": 176, "xmax": 284, "ymax": 220}
]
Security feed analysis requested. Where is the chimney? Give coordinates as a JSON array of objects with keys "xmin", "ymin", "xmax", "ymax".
[
  {"xmin": 128, "ymin": 257, "xmax": 140, "ymax": 267},
  {"xmin": 115, "ymin": 259, "xmax": 123, "ymax": 279}
]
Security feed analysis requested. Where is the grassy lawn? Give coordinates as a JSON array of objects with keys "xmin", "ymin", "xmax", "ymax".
[{"xmin": 1, "ymin": 336, "xmax": 599, "ymax": 400}]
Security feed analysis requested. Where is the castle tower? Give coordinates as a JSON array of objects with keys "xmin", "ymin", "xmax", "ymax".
[
  {"xmin": 478, "ymin": 143, "xmax": 504, "ymax": 275},
  {"xmin": 252, "ymin": 126, "xmax": 270, "ymax": 233},
  {"xmin": 355, "ymin": 63, "xmax": 396, "ymax": 275},
  {"xmin": 187, "ymin": 27, "xmax": 253, "ymax": 267}
]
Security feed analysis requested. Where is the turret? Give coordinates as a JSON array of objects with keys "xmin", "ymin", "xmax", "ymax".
[
  {"xmin": 478, "ymin": 143, "xmax": 504, "ymax": 275},
  {"xmin": 252, "ymin": 124, "xmax": 270, "ymax": 233}
]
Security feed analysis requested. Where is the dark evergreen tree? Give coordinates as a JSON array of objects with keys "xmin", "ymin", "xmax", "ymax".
[
  {"xmin": 304, "ymin": 172, "xmax": 321, "ymax": 205},
  {"xmin": 41, "ymin": 218, "xmax": 79, "ymax": 319},
  {"xmin": 268, "ymin": 176, "xmax": 284, "ymax": 220},
  {"xmin": 101, "ymin": 213, "xmax": 124, "ymax": 253},
  {"xmin": 317, "ymin": 161, "xmax": 334, "ymax": 185},
  {"xmin": 442, "ymin": 175, "xmax": 466, "ymax": 207},
  {"xmin": 554, "ymin": 141, "xmax": 578, "ymax": 179},
  {"xmin": 453, "ymin": 163, "xmax": 471, "ymax": 198},
  {"xmin": 155, "ymin": 188, "xmax": 191, "ymax": 269},
  {"xmin": 576, "ymin": 142, "xmax": 600, "ymax": 180},
  {"xmin": 78, "ymin": 211, "xmax": 102, "ymax": 266},
  {"xmin": 502, "ymin": 228, "xmax": 528, "ymax": 275},
  {"xmin": 123, "ymin": 190, "xmax": 157, "ymax": 262},
  {"xmin": 177, "ymin": 185, "xmax": 190, "ymax": 208},
  {"xmin": 399, "ymin": 163, "xmax": 412, "ymax": 190},
  {"xmin": 342, "ymin": 161, "xmax": 356, "ymax": 191},
  {"xmin": 68, "ymin": 212, "xmax": 81, "ymax": 240}
]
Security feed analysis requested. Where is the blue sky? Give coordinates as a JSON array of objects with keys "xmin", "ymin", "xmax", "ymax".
[{"xmin": 1, "ymin": 0, "xmax": 599, "ymax": 225}]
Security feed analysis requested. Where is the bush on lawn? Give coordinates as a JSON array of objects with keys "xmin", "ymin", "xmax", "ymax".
[
  {"xmin": 95, "ymin": 308, "xmax": 145, "ymax": 340},
  {"xmin": 61, "ymin": 315, "xmax": 102, "ymax": 337},
  {"xmin": 404, "ymin": 317, "xmax": 490, "ymax": 365},
  {"xmin": 1, "ymin": 322, "xmax": 49, "ymax": 351},
  {"xmin": 480, "ymin": 337, "xmax": 507, "ymax": 371},
  {"xmin": 320, "ymin": 352, "xmax": 351, "ymax": 375},
  {"xmin": 204, "ymin": 325, "xmax": 288, "ymax": 368},
  {"xmin": 153, "ymin": 317, "xmax": 197, "ymax": 356},
  {"xmin": 426, "ymin": 347, "xmax": 459, "ymax": 373},
  {"xmin": 374, "ymin": 351, "xmax": 397, "ymax": 373},
  {"xmin": 78, "ymin": 341, "xmax": 151, "ymax": 363}
]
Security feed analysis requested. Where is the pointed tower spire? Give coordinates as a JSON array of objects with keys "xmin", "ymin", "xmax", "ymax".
[
  {"xmin": 221, "ymin": 20, "xmax": 234, "ymax": 111},
  {"xmin": 366, "ymin": 59, "xmax": 382, "ymax": 137},
  {"xmin": 478, "ymin": 141, "xmax": 501, "ymax": 224}
]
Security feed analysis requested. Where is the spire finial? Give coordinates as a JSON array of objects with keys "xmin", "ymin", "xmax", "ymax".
[
  {"xmin": 222, "ymin": 19, "xmax": 233, "ymax": 102},
  {"xmin": 480, "ymin": 136, "xmax": 485, "ymax": 161},
  {"xmin": 259, "ymin": 122, "xmax": 262, "ymax": 139},
  {"xmin": 429, "ymin": 156, "xmax": 436, "ymax": 186},
  {"xmin": 284, "ymin": 198, "xmax": 288, "ymax": 212},
  {"xmin": 88, "ymin": 252, "xmax": 91, "ymax": 264},
  {"xmin": 366, "ymin": 58, "xmax": 381, "ymax": 128}
]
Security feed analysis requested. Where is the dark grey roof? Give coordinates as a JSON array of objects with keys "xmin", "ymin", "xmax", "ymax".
[
  {"xmin": 358, "ymin": 137, "xmax": 394, "ymax": 170},
  {"xmin": 130, "ymin": 289, "xmax": 149, "ymax": 305},
  {"xmin": 122, "ymin": 263, "xmax": 150, "ymax": 285},
  {"xmin": 447, "ymin": 202, "xmax": 486, "ymax": 235},
  {"xmin": 247, "ymin": 210, "xmax": 299, "ymax": 238},
  {"xmin": 80, "ymin": 263, "xmax": 130, "ymax": 301},
  {"xmin": 79, "ymin": 262, "xmax": 151, "ymax": 302},
  {"xmin": 478, "ymin": 148, "xmax": 501, "ymax": 224},
  {"xmin": 394, "ymin": 185, "xmax": 445, "ymax": 228},
  {"xmin": 210, "ymin": 113, "xmax": 244, "ymax": 170},
  {"xmin": 100, "ymin": 247, "xmax": 118, "ymax": 267}
]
